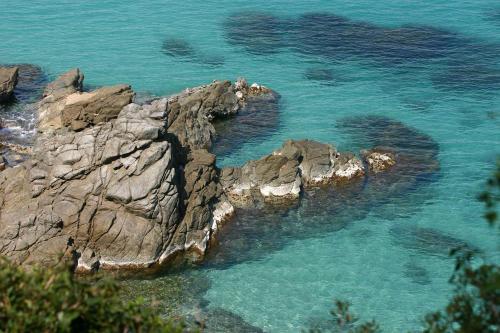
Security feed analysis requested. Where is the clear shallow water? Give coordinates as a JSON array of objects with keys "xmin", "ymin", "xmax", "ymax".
[{"xmin": 2, "ymin": 1, "xmax": 500, "ymax": 332}]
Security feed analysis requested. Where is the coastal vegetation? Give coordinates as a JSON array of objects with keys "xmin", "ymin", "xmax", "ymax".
[{"xmin": 0, "ymin": 257, "xmax": 185, "ymax": 332}]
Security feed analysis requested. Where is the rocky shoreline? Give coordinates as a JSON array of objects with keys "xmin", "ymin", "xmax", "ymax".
[{"xmin": 0, "ymin": 67, "xmax": 396, "ymax": 273}]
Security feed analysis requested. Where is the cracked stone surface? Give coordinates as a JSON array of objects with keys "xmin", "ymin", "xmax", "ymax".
[{"xmin": 0, "ymin": 70, "xmax": 242, "ymax": 271}]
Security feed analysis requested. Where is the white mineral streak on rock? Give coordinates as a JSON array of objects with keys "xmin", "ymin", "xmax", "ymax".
[
  {"xmin": 211, "ymin": 201, "xmax": 235, "ymax": 231},
  {"xmin": 260, "ymin": 177, "xmax": 301, "ymax": 197},
  {"xmin": 334, "ymin": 159, "xmax": 364, "ymax": 178}
]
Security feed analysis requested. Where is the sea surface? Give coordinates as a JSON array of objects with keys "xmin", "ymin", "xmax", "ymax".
[{"xmin": 1, "ymin": 1, "xmax": 500, "ymax": 331}]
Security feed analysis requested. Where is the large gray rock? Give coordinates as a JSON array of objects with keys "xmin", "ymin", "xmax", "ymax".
[
  {"xmin": 0, "ymin": 67, "xmax": 19, "ymax": 103},
  {"xmin": 0, "ymin": 70, "xmax": 244, "ymax": 271},
  {"xmin": 166, "ymin": 79, "xmax": 272, "ymax": 150},
  {"xmin": 221, "ymin": 140, "xmax": 366, "ymax": 206},
  {"xmin": 0, "ymin": 100, "xmax": 178, "ymax": 269}
]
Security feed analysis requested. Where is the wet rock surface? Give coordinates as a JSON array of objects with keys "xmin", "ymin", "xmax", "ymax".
[{"xmin": 0, "ymin": 67, "xmax": 19, "ymax": 103}]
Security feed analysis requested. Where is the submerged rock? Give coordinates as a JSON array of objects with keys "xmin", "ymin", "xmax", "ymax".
[
  {"xmin": 162, "ymin": 37, "xmax": 196, "ymax": 57},
  {"xmin": 0, "ymin": 67, "xmax": 19, "ymax": 103},
  {"xmin": 403, "ymin": 260, "xmax": 431, "ymax": 285},
  {"xmin": 224, "ymin": 11, "xmax": 500, "ymax": 92},
  {"xmin": 304, "ymin": 67, "xmax": 335, "ymax": 83},
  {"xmin": 390, "ymin": 224, "xmax": 478, "ymax": 258},
  {"xmin": 161, "ymin": 37, "xmax": 225, "ymax": 67}
]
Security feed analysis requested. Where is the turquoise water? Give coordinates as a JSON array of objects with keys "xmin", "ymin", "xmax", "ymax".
[{"xmin": 2, "ymin": 1, "xmax": 500, "ymax": 331}]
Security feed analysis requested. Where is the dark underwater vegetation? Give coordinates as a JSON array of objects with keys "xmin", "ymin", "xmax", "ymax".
[
  {"xmin": 304, "ymin": 67, "xmax": 336, "ymax": 84},
  {"xmin": 212, "ymin": 91, "xmax": 281, "ymax": 157},
  {"xmin": 403, "ymin": 260, "xmax": 432, "ymax": 285},
  {"xmin": 162, "ymin": 36, "xmax": 225, "ymax": 67},
  {"xmin": 223, "ymin": 11, "xmax": 500, "ymax": 94}
]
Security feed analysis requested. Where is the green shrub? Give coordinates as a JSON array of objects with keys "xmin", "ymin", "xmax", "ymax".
[{"xmin": 0, "ymin": 259, "xmax": 185, "ymax": 333}]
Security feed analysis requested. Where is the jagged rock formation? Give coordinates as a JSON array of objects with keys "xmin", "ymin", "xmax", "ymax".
[
  {"xmin": 0, "ymin": 70, "xmax": 278, "ymax": 271},
  {"xmin": 221, "ymin": 140, "xmax": 365, "ymax": 206},
  {"xmin": 0, "ymin": 67, "xmax": 19, "ymax": 103},
  {"xmin": 0, "ymin": 69, "xmax": 395, "ymax": 272},
  {"xmin": 38, "ymin": 68, "xmax": 133, "ymax": 133}
]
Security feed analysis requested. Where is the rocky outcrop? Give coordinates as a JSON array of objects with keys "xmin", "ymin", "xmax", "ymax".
[
  {"xmin": 221, "ymin": 140, "xmax": 366, "ymax": 206},
  {"xmin": 0, "ymin": 67, "xmax": 19, "ymax": 103},
  {"xmin": 166, "ymin": 78, "xmax": 276, "ymax": 151},
  {"xmin": 0, "ymin": 69, "xmax": 261, "ymax": 271},
  {"xmin": 38, "ymin": 70, "xmax": 133, "ymax": 132},
  {"xmin": 166, "ymin": 80, "xmax": 240, "ymax": 150},
  {"xmin": 0, "ymin": 69, "xmax": 395, "ymax": 272},
  {"xmin": 222, "ymin": 154, "xmax": 302, "ymax": 204},
  {"xmin": 361, "ymin": 148, "xmax": 396, "ymax": 173},
  {"xmin": 43, "ymin": 68, "xmax": 84, "ymax": 99},
  {"xmin": 0, "ymin": 99, "xmax": 181, "ymax": 270}
]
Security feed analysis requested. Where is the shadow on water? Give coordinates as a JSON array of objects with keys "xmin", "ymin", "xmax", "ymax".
[
  {"xmin": 223, "ymin": 11, "xmax": 500, "ymax": 94},
  {"xmin": 204, "ymin": 116, "xmax": 444, "ymax": 269},
  {"xmin": 161, "ymin": 36, "xmax": 225, "ymax": 67},
  {"xmin": 212, "ymin": 91, "xmax": 281, "ymax": 157}
]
